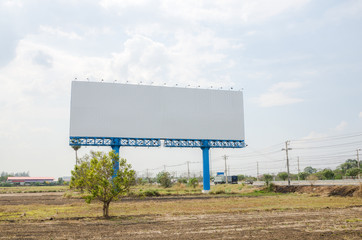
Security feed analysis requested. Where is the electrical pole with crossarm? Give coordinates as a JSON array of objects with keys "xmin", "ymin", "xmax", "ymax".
[
  {"xmin": 357, "ymin": 149, "xmax": 361, "ymax": 179},
  {"xmin": 282, "ymin": 141, "xmax": 292, "ymax": 186},
  {"xmin": 223, "ymin": 155, "xmax": 228, "ymax": 184}
]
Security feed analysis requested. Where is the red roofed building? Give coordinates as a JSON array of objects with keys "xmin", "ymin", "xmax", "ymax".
[{"xmin": 7, "ymin": 177, "xmax": 54, "ymax": 184}]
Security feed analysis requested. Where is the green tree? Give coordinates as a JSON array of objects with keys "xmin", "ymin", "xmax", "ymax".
[
  {"xmin": 70, "ymin": 159, "xmax": 89, "ymax": 193},
  {"xmin": 304, "ymin": 166, "xmax": 317, "ymax": 174},
  {"xmin": 277, "ymin": 172, "xmax": 288, "ymax": 181},
  {"xmin": 338, "ymin": 159, "xmax": 358, "ymax": 174},
  {"xmin": 156, "ymin": 171, "xmax": 172, "ymax": 188},
  {"xmin": 70, "ymin": 151, "xmax": 135, "ymax": 218},
  {"xmin": 188, "ymin": 177, "xmax": 199, "ymax": 188},
  {"xmin": 237, "ymin": 174, "xmax": 246, "ymax": 181},
  {"xmin": 321, "ymin": 168, "xmax": 334, "ymax": 180},
  {"xmin": 346, "ymin": 168, "xmax": 360, "ymax": 177},
  {"xmin": 333, "ymin": 169, "xmax": 343, "ymax": 179},
  {"xmin": 298, "ymin": 172, "xmax": 309, "ymax": 180},
  {"xmin": 262, "ymin": 174, "xmax": 273, "ymax": 187},
  {"xmin": 57, "ymin": 177, "xmax": 64, "ymax": 185},
  {"xmin": 314, "ymin": 171, "xmax": 324, "ymax": 180}
]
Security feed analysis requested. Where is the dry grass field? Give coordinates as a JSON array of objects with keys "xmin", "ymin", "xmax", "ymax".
[{"xmin": 0, "ymin": 185, "xmax": 361, "ymax": 239}]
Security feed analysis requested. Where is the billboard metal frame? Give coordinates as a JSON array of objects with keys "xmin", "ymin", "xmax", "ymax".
[
  {"xmin": 70, "ymin": 137, "xmax": 245, "ymax": 192},
  {"xmin": 70, "ymin": 136, "xmax": 161, "ymax": 147},
  {"xmin": 69, "ymin": 136, "xmax": 245, "ymax": 148}
]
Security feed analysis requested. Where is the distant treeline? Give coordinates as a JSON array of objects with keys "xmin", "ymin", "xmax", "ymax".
[
  {"xmin": 258, "ymin": 159, "xmax": 361, "ymax": 182},
  {"xmin": 0, "ymin": 171, "xmax": 30, "ymax": 182}
]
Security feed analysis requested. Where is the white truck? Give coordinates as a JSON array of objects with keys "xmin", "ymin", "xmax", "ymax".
[{"xmin": 214, "ymin": 175, "xmax": 238, "ymax": 184}]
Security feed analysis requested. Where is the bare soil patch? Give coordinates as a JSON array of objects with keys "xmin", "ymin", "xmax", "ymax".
[
  {"xmin": 0, "ymin": 188, "xmax": 361, "ymax": 239},
  {"xmin": 0, "ymin": 192, "xmax": 81, "ymax": 206},
  {"xmin": 274, "ymin": 185, "xmax": 361, "ymax": 197},
  {"xmin": 0, "ymin": 207, "xmax": 361, "ymax": 239}
]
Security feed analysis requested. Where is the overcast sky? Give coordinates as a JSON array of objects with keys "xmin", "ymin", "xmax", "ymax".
[{"xmin": 1, "ymin": 0, "xmax": 362, "ymax": 179}]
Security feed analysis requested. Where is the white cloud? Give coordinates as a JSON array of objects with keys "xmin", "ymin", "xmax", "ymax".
[
  {"xmin": 39, "ymin": 26, "xmax": 82, "ymax": 40},
  {"xmin": 359, "ymin": 112, "xmax": 362, "ymax": 119},
  {"xmin": 335, "ymin": 121, "xmax": 347, "ymax": 131},
  {"xmin": 256, "ymin": 81, "xmax": 303, "ymax": 107},
  {"xmin": 107, "ymin": 31, "xmax": 235, "ymax": 87},
  {"xmin": 100, "ymin": 0, "xmax": 310, "ymax": 24},
  {"xmin": 2, "ymin": 0, "xmax": 23, "ymax": 8},
  {"xmin": 100, "ymin": 0, "xmax": 151, "ymax": 11},
  {"xmin": 302, "ymin": 131, "xmax": 328, "ymax": 140},
  {"xmin": 163, "ymin": 0, "xmax": 310, "ymax": 24}
]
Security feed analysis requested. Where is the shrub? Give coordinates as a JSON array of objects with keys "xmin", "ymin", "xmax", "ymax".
[
  {"xmin": 266, "ymin": 183, "xmax": 275, "ymax": 192},
  {"xmin": 188, "ymin": 178, "xmax": 199, "ymax": 188},
  {"xmin": 307, "ymin": 174, "xmax": 318, "ymax": 186},
  {"xmin": 143, "ymin": 189, "xmax": 160, "ymax": 197},
  {"xmin": 210, "ymin": 189, "xmax": 225, "ymax": 195},
  {"xmin": 263, "ymin": 174, "xmax": 273, "ymax": 187},
  {"xmin": 177, "ymin": 178, "xmax": 187, "ymax": 184},
  {"xmin": 156, "ymin": 171, "xmax": 172, "ymax": 188}
]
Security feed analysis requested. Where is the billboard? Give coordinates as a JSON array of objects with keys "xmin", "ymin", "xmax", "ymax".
[{"xmin": 70, "ymin": 81, "xmax": 244, "ymax": 141}]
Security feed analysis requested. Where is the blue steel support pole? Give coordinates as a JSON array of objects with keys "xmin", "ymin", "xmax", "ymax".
[
  {"xmin": 111, "ymin": 145, "xmax": 120, "ymax": 179},
  {"xmin": 201, "ymin": 146, "xmax": 211, "ymax": 192}
]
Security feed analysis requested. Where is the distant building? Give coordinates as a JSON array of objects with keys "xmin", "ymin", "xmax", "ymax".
[{"xmin": 7, "ymin": 177, "xmax": 54, "ymax": 185}]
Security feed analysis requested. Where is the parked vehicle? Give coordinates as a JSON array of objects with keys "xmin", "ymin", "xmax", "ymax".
[
  {"xmin": 214, "ymin": 175, "xmax": 238, "ymax": 184},
  {"xmin": 244, "ymin": 179, "xmax": 254, "ymax": 185}
]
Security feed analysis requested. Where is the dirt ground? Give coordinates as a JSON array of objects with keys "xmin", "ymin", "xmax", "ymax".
[
  {"xmin": 274, "ymin": 185, "xmax": 362, "ymax": 197},
  {"xmin": 1, "ymin": 207, "xmax": 361, "ymax": 239},
  {"xmin": 0, "ymin": 190, "xmax": 361, "ymax": 239}
]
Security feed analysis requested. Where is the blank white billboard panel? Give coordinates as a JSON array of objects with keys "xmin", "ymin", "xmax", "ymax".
[{"xmin": 70, "ymin": 81, "xmax": 244, "ymax": 141}]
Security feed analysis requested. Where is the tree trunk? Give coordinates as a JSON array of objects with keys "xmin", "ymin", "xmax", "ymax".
[{"xmin": 103, "ymin": 201, "xmax": 110, "ymax": 218}]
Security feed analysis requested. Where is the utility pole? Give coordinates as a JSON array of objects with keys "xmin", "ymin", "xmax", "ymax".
[
  {"xmin": 357, "ymin": 149, "xmax": 361, "ymax": 179},
  {"xmin": 163, "ymin": 165, "xmax": 166, "ymax": 172},
  {"xmin": 282, "ymin": 141, "xmax": 292, "ymax": 186},
  {"xmin": 297, "ymin": 157, "xmax": 300, "ymax": 182},
  {"xmin": 223, "ymin": 155, "xmax": 228, "ymax": 184},
  {"xmin": 257, "ymin": 162, "xmax": 259, "ymax": 181},
  {"xmin": 187, "ymin": 161, "xmax": 190, "ymax": 180}
]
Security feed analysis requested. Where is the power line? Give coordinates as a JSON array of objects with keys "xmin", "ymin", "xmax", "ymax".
[
  {"xmin": 291, "ymin": 140, "xmax": 362, "ymax": 150},
  {"xmin": 290, "ymin": 131, "xmax": 362, "ymax": 142}
]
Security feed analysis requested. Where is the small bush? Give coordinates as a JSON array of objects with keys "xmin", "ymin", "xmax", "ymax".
[
  {"xmin": 210, "ymin": 189, "xmax": 225, "ymax": 195},
  {"xmin": 307, "ymin": 174, "xmax": 318, "ymax": 186},
  {"xmin": 187, "ymin": 178, "xmax": 199, "ymax": 188},
  {"xmin": 177, "ymin": 178, "xmax": 187, "ymax": 184},
  {"xmin": 143, "ymin": 189, "xmax": 160, "ymax": 197},
  {"xmin": 263, "ymin": 174, "xmax": 273, "ymax": 187},
  {"xmin": 266, "ymin": 183, "xmax": 276, "ymax": 192},
  {"xmin": 63, "ymin": 191, "xmax": 74, "ymax": 199},
  {"xmin": 156, "ymin": 171, "xmax": 172, "ymax": 188}
]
